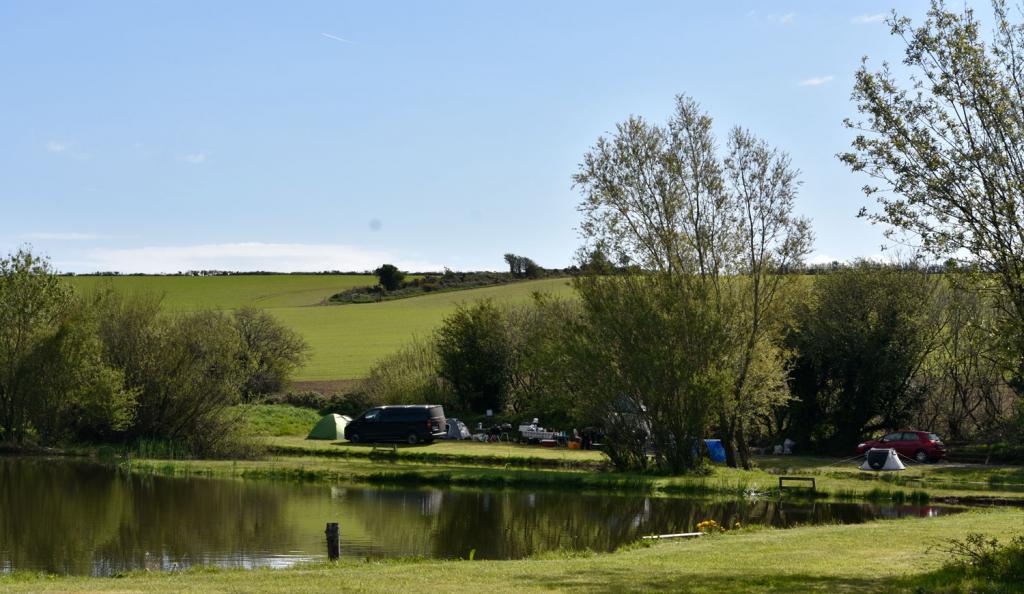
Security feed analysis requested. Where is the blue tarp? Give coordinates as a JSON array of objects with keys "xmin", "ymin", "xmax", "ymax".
[{"xmin": 704, "ymin": 439, "xmax": 726, "ymax": 463}]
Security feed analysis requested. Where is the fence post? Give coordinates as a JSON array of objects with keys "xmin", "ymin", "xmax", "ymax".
[{"xmin": 325, "ymin": 522, "xmax": 340, "ymax": 561}]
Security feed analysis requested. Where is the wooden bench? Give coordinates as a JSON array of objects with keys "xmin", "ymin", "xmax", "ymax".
[
  {"xmin": 778, "ymin": 476, "xmax": 816, "ymax": 491},
  {"xmin": 371, "ymin": 443, "xmax": 398, "ymax": 454}
]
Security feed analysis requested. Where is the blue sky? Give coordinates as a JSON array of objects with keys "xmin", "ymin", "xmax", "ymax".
[{"xmin": 0, "ymin": 1, "xmax": 950, "ymax": 273}]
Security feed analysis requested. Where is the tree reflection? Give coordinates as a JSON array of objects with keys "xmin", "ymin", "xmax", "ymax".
[{"xmin": 0, "ymin": 458, "xmax": 959, "ymax": 575}]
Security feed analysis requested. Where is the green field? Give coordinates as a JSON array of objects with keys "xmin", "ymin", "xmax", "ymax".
[
  {"xmin": 65, "ymin": 275, "xmax": 575, "ymax": 381},
  {"xmin": 65, "ymin": 274, "xmax": 381, "ymax": 310}
]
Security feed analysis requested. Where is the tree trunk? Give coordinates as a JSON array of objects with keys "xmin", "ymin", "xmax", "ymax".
[
  {"xmin": 735, "ymin": 419, "xmax": 752, "ymax": 470},
  {"xmin": 718, "ymin": 413, "xmax": 737, "ymax": 468}
]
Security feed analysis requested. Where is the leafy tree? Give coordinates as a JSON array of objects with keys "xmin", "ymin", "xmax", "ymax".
[
  {"xmin": 0, "ymin": 249, "xmax": 72, "ymax": 442},
  {"xmin": 232, "ymin": 306, "xmax": 309, "ymax": 398},
  {"xmin": 435, "ymin": 300, "xmax": 511, "ymax": 414},
  {"xmin": 564, "ymin": 274, "xmax": 729, "ymax": 472},
  {"xmin": 374, "ymin": 264, "xmax": 405, "ymax": 291},
  {"xmin": 504, "ymin": 253, "xmax": 521, "ymax": 276},
  {"xmin": 22, "ymin": 306, "xmax": 136, "ymax": 443},
  {"xmin": 841, "ymin": 0, "xmax": 1024, "ymax": 385},
  {"xmin": 503, "ymin": 253, "xmax": 542, "ymax": 278},
  {"xmin": 917, "ymin": 282, "xmax": 1016, "ymax": 441},
  {"xmin": 786, "ymin": 262, "xmax": 942, "ymax": 452},
  {"xmin": 580, "ymin": 248, "xmax": 615, "ymax": 275},
  {"xmin": 502, "ymin": 295, "xmax": 581, "ymax": 425},
  {"xmin": 92, "ymin": 290, "xmax": 251, "ymax": 456},
  {"xmin": 522, "ymin": 257, "xmax": 542, "ymax": 279},
  {"xmin": 573, "ymin": 95, "xmax": 810, "ymax": 468},
  {"xmin": 0, "ymin": 250, "xmax": 134, "ymax": 444}
]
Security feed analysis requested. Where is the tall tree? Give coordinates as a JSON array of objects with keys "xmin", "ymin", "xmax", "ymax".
[
  {"xmin": 0, "ymin": 249, "xmax": 72, "ymax": 442},
  {"xmin": 574, "ymin": 95, "xmax": 810, "ymax": 468},
  {"xmin": 719, "ymin": 128, "xmax": 812, "ymax": 467},
  {"xmin": 435, "ymin": 300, "xmax": 511, "ymax": 414},
  {"xmin": 841, "ymin": 0, "xmax": 1024, "ymax": 385}
]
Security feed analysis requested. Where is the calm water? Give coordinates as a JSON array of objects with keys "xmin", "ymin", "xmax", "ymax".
[{"xmin": 0, "ymin": 457, "xmax": 960, "ymax": 576}]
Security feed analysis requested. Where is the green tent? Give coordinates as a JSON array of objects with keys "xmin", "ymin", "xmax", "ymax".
[{"xmin": 307, "ymin": 414, "xmax": 351, "ymax": 440}]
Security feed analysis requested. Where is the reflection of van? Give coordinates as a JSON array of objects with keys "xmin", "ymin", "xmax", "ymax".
[{"xmin": 344, "ymin": 405, "xmax": 447, "ymax": 445}]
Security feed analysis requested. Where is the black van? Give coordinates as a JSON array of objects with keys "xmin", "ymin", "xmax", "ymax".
[{"xmin": 344, "ymin": 405, "xmax": 447, "ymax": 444}]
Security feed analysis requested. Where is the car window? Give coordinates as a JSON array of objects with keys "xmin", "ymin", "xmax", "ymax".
[
  {"xmin": 928, "ymin": 433, "xmax": 941, "ymax": 442},
  {"xmin": 363, "ymin": 409, "xmax": 381, "ymax": 422},
  {"xmin": 881, "ymin": 432, "xmax": 901, "ymax": 442},
  {"xmin": 902, "ymin": 432, "xmax": 921, "ymax": 441}
]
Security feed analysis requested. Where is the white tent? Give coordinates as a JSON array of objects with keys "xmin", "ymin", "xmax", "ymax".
[
  {"xmin": 860, "ymin": 448, "xmax": 906, "ymax": 471},
  {"xmin": 445, "ymin": 418, "xmax": 471, "ymax": 440}
]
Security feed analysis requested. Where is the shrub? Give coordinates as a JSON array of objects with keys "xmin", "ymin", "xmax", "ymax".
[
  {"xmin": 318, "ymin": 391, "xmax": 377, "ymax": 418},
  {"xmin": 937, "ymin": 533, "xmax": 1024, "ymax": 586},
  {"xmin": 262, "ymin": 390, "xmax": 328, "ymax": 410}
]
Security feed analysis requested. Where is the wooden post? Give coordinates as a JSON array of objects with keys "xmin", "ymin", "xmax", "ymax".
[{"xmin": 325, "ymin": 522, "xmax": 340, "ymax": 560}]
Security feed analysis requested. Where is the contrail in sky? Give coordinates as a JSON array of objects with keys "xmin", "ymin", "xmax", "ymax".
[{"xmin": 321, "ymin": 32, "xmax": 355, "ymax": 44}]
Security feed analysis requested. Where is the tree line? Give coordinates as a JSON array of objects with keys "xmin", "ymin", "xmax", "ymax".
[
  {"xmin": 0, "ymin": 249, "xmax": 308, "ymax": 456},
  {"xmin": 365, "ymin": 0, "xmax": 1024, "ymax": 472}
]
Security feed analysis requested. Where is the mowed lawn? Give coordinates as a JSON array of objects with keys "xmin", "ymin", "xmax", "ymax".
[{"xmin": 65, "ymin": 275, "xmax": 575, "ymax": 380}]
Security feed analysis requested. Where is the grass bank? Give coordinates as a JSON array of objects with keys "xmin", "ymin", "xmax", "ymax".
[
  {"xmin": 3, "ymin": 508, "xmax": 1021, "ymax": 593},
  {"xmin": 265, "ymin": 436, "xmax": 609, "ymax": 470},
  {"xmin": 123, "ymin": 445, "xmax": 1024, "ymax": 503}
]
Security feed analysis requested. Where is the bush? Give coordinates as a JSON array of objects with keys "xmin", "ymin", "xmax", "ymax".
[
  {"xmin": 262, "ymin": 390, "xmax": 328, "ymax": 410},
  {"xmin": 363, "ymin": 338, "xmax": 456, "ymax": 410},
  {"xmin": 318, "ymin": 391, "xmax": 377, "ymax": 418},
  {"xmin": 935, "ymin": 533, "xmax": 1024, "ymax": 587}
]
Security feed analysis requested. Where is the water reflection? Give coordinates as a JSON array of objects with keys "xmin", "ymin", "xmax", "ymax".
[{"xmin": 0, "ymin": 457, "xmax": 960, "ymax": 576}]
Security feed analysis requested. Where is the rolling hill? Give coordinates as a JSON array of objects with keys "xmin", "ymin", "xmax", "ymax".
[{"xmin": 64, "ymin": 275, "xmax": 574, "ymax": 382}]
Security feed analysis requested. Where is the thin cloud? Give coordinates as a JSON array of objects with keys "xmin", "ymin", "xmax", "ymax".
[
  {"xmin": 183, "ymin": 152, "xmax": 208, "ymax": 164},
  {"xmin": 64, "ymin": 242, "xmax": 444, "ymax": 274},
  {"xmin": 807, "ymin": 253, "xmax": 839, "ymax": 266},
  {"xmin": 799, "ymin": 75, "xmax": 835, "ymax": 87},
  {"xmin": 47, "ymin": 141, "xmax": 69, "ymax": 153},
  {"xmin": 21, "ymin": 232, "xmax": 109, "ymax": 241},
  {"xmin": 767, "ymin": 12, "xmax": 796, "ymax": 25},
  {"xmin": 851, "ymin": 13, "xmax": 886, "ymax": 25},
  {"xmin": 321, "ymin": 32, "xmax": 355, "ymax": 44}
]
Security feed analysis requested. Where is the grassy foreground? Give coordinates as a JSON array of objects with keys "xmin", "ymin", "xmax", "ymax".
[
  {"xmin": 65, "ymin": 275, "xmax": 573, "ymax": 380},
  {"xmin": 3, "ymin": 508, "xmax": 1021, "ymax": 593}
]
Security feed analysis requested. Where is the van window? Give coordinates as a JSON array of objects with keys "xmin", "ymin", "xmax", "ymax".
[
  {"xmin": 881, "ymin": 432, "xmax": 901, "ymax": 442},
  {"xmin": 902, "ymin": 432, "xmax": 921, "ymax": 441},
  {"xmin": 363, "ymin": 409, "xmax": 381, "ymax": 422}
]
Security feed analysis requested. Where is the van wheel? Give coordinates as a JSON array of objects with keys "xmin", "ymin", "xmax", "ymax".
[
  {"xmin": 349, "ymin": 433, "xmax": 361, "ymax": 444},
  {"xmin": 407, "ymin": 433, "xmax": 419, "ymax": 445},
  {"xmin": 914, "ymin": 449, "xmax": 929, "ymax": 463}
]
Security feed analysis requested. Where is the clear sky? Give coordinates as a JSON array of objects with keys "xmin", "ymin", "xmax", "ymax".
[{"xmin": 0, "ymin": 1, "xmax": 957, "ymax": 273}]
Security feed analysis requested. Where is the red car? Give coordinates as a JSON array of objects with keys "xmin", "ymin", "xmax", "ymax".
[{"xmin": 856, "ymin": 430, "xmax": 947, "ymax": 463}]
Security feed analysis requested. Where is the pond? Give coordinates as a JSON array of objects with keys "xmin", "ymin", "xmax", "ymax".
[{"xmin": 0, "ymin": 457, "xmax": 961, "ymax": 576}]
